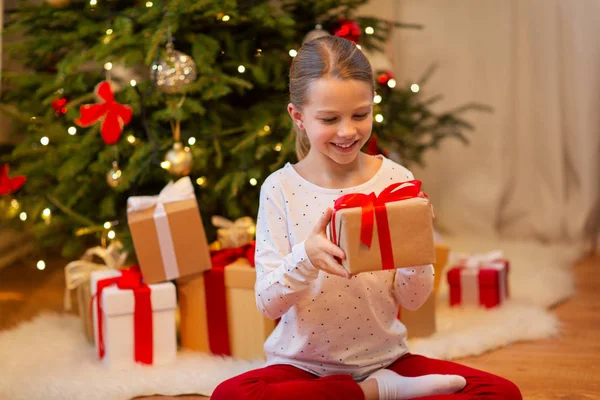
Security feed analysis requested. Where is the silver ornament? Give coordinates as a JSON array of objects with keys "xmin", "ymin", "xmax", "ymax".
[
  {"xmin": 164, "ymin": 142, "xmax": 193, "ymax": 177},
  {"xmin": 151, "ymin": 43, "xmax": 197, "ymax": 94},
  {"xmin": 302, "ymin": 24, "xmax": 330, "ymax": 44},
  {"xmin": 106, "ymin": 161, "xmax": 122, "ymax": 188}
]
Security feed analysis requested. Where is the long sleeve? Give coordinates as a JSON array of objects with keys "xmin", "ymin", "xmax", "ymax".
[
  {"xmin": 254, "ymin": 179, "xmax": 319, "ymax": 320},
  {"xmin": 392, "ymin": 264, "xmax": 435, "ymax": 310}
]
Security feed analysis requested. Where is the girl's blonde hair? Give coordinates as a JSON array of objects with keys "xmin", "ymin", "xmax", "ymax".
[{"xmin": 289, "ymin": 36, "xmax": 374, "ymax": 160}]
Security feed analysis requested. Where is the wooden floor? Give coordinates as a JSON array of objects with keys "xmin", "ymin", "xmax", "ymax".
[{"xmin": 1, "ymin": 252, "xmax": 598, "ymax": 400}]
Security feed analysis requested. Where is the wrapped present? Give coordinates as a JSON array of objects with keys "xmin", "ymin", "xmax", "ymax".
[
  {"xmin": 178, "ymin": 242, "xmax": 276, "ymax": 359},
  {"xmin": 330, "ymin": 180, "xmax": 435, "ymax": 275},
  {"xmin": 399, "ymin": 294, "xmax": 436, "ymax": 338},
  {"xmin": 447, "ymin": 250, "xmax": 510, "ymax": 308},
  {"xmin": 64, "ymin": 243, "xmax": 128, "ymax": 344},
  {"xmin": 91, "ymin": 265, "xmax": 177, "ymax": 369},
  {"xmin": 127, "ymin": 176, "xmax": 211, "ymax": 284},
  {"xmin": 212, "ymin": 215, "xmax": 256, "ymax": 249},
  {"xmin": 395, "ymin": 243, "xmax": 449, "ymax": 338},
  {"xmin": 432, "ymin": 242, "xmax": 450, "ymax": 296}
]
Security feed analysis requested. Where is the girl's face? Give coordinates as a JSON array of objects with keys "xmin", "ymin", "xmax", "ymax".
[{"xmin": 288, "ymin": 77, "xmax": 374, "ymax": 165}]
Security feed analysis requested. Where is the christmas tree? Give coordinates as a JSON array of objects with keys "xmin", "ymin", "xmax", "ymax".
[{"xmin": 0, "ymin": 0, "xmax": 486, "ymax": 258}]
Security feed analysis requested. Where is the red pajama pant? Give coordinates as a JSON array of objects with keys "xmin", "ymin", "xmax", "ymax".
[{"xmin": 211, "ymin": 353, "xmax": 522, "ymax": 400}]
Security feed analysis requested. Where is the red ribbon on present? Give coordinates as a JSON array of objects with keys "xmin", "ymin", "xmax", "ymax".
[
  {"xmin": 203, "ymin": 241, "xmax": 255, "ymax": 356},
  {"xmin": 332, "ymin": 181, "xmax": 423, "ymax": 270},
  {"xmin": 92, "ymin": 265, "xmax": 153, "ymax": 364},
  {"xmin": 75, "ymin": 81, "xmax": 133, "ymax": 145}
]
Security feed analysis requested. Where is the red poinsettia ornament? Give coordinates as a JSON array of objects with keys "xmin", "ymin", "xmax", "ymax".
[
  {"xmin": 0, "ymin": 164, "xmax": 26, "ymax": 196},
  {"xmin": 75, "ymin": 81, "xmax": 133, "ymax": 145},
  {"xmin": 334, "ymin": 19, "xmax": 362, "ymax": 44},
  {"xmin": 51, "ymin": 97, "xmax": 69, "ymax": 116},
  {"xmin": 377, "ymin": 71, "xmax": 395, "ymax": 86}
]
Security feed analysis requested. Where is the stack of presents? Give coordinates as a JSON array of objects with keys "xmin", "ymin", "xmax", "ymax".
[{"xmin": 64, "ymin": 177, "xmax": 509, "ymax": 369}]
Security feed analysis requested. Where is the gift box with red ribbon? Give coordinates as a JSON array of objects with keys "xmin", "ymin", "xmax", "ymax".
[
  {"xmin": 330, "ymin": 180, "xmax": 436, "ymax": 275},
  {"xmin": 90, "ymin": 265, "xmax": 177, "ymax": 369},
  {"xmin": 177, "ymin": 241, "xmax": 276, "ymax": 360},
  {"xmin": 447, "ymin": 251, "xmax": 510, "ymax": 309}
]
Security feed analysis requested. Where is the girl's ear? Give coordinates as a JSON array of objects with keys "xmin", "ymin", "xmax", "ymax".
[{"xmin": 288, "ymin": 103, "xmax": 304, "ymax": 130}]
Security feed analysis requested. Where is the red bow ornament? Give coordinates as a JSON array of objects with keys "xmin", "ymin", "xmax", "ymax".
[
  {"xmin": 75, "ymin": 81, "xmax": 133, "ymax": 145},
  {"xmin": 0, "ymin": 164, "xmax": 26, "ymax": 196}
]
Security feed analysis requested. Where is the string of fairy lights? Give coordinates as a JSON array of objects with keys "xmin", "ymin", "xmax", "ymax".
[{"xmin": 9, "ymin": 3, "xmax": 423, "ymax": 270}]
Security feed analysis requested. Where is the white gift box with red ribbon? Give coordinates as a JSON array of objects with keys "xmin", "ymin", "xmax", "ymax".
[
  {"xmin": 91, "ymin": 267, "xmax": 177, "ymax": 369},
  {"xmin": 447, "ymin": 250, "xmax": 510, "ymax": 308}
]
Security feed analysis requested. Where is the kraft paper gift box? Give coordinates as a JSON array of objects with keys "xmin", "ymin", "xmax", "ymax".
[
  {"xmin": 178, "ymin": 243, "xmax": 276, "ymax": 360},
  {"xmin": 63, "ymin": 243, "xmax": 128, "ymax": 344},
  {"xmin": 212, "ymin": 215, "xmax": 256, "ymax": 250},
  {"xmin": 127, "ymin": 176, "xmax": 211, "ymax": 284},
  {"xmin": 447, "ymin": 251, "xmax": 510, "ymax": 309},
  {"xmin": 330, "ymin": 181, "xmax": 435, "ymax": 275},
  {"xmin": 91, "ymin": 266, "xmax": 177, "ymax": 369},
  {"xmin": 396, "ymin": 243, "xmax": 450, "ymax": 338}
]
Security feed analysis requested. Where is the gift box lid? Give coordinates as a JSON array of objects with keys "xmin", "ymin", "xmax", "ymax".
[
  {"xmin": 224, "ymin": 258, "xmax": 256, "ymax": 290},
  {"xmin": 447, "ymin": 262, "xmax": 508, "ymax": 287},
  {"xmin": 90, "ymin": 269, "xmax": 176, "ymax": 317}
]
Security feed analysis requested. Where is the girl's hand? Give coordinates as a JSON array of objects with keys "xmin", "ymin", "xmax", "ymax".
[{"xmin": 305, "ymin": 208, "xmax": 350, "ymax": 279}]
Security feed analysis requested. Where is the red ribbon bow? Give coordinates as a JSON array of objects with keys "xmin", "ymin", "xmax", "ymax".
[
  {"xmin": 0, "ymin": 164, "xmax": 26, "ymax": 196},
  {"xmin": 210, "ymin": 241, "xmax": 256, "ymax": 269},
  {"xmin": 332, "ymin": 180, "xmax": 423, "ymax": 270},
  {"xmin": 75, "ymin": 81, "xmax": 133, "ymax": 145},
  {"xmin": 93, "ymin": 265, "xmax": 153, "ymax": 364}
]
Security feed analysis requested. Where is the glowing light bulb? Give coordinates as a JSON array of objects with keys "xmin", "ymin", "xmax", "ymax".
[
  {"xmin": 249, "ymin": 178, "xmax": 258, "ymax": 186},
  {"xmin": 365, "ymin": 27, "xmax": 374, "ymax": 35},
  {"xmin": 160, "ymin": 161, "xmax": 171, "ymax": 169},
  {"xmin": 107, "ymin": 230, "xmax": 116, "ymax": 239},
  {"xmin": 238, "ymin": 65, "xmax": 246, "ymax": 73},
  {"xmin": 130, "ymin": 80, "xmax": 137, "ymax": 87},
  {"xmin": 106, "ymin": 29, "xmax": 113, "ymax": 35},
  {"xmin": 289, "ymin": 49, "xmax": 297, "ymax": 57},
  {"xmin": 411, "ymin": 84, "xmax": 420, "ymax": 93},
  {"xmin": 37, "ymin": 260, "xmax": 46, "ymax": 271},
  {"xmin": 42, "ymin": 208, "xmax": 51, "ymax": 218},
  {"xmin": 127, "ymin": 135, "xmax": 136, "ymax": 144},
  {"xmin": 68, "ymin": 126, "xmax": 77, "ymax": 135},
  {"xmin": 19, "ymin": 212, "xmax": 27, "ymax": 221},
  {"xmin": 373, "ymin": 95, "xmax": 382, "ymax": 104},
  {"xmin": 375, "ymin": 114, "xmax": 384, "ymax": 123},
  {"xmin": 387, "ymin": 79, "xmax": 397, "ymax": 88},
  {"xmin": 103, "ymin": 222, "xmax": 112, "ymax": 229},
  {"xmin": 90, "ymin": 0, "xmax": 97, "ymax": 5},
  {"xmin": 11, "ymin": 199, "xmax": 20, "ymax": 210},
  {"xmin": 146, "ymin": 1, "xmax": 153, "ymax": 7},
  {"xmin": 40, "ymin": 136, "xmax": 49, "ymax": 146},
  {"xmin": 196, "ymin": 176, "xmax": 206, "ymax": 186},
  {"xmin": 222, "ymin": 15, "xmax": 230, "ymax": 22},
  {"xmin": 188, "ymin": 137, "xmax": 196, "ymax": 145},
  {"xmin": 274, "ymin": 143, "xmax": 282, "ymax": 152},
  {"xmin": 104, "ymin": 62, "xmax": 113, "ymax": 71},
  {"xmin": 263, "ymin": 125, "xmax": 270, "ymax": 132}
]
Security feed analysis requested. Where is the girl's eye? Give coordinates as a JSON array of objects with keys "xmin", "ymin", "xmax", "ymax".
[
  {"xmin": 321, "ymin": 117, "xmax": 337, "ymax": 123},
  {"xmin": 354, "ymin": 113, "xmax": 369, "ymax": 120}
]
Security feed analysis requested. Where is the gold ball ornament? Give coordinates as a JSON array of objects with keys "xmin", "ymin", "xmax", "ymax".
[
  {"xmin": 164, "ymin": 142, "xmax": 193, "ymax": 177},
  {"xmin": 46, "ymin": 0, "xmax": 71, "ymax": 8},
  {"xmin": 106, "ymin": 161, "xmax": 122, "ymax": 188},
  {"xmin": 302, "ymin": 24, "xmax": 330, "ymax": 44},
  {"xmin": 151, "ymin": 43, "xmax": 197, "ymax": 94}
]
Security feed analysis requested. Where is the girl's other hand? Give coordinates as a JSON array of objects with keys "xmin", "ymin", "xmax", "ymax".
[{"xmin": 305, "ymin": 208, "xmax": 350, "ymax": 279}]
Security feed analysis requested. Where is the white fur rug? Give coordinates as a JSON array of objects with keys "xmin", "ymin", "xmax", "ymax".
[{"xmin": 0, "ymin": 236, "xmax": 583, "ymax": 400}]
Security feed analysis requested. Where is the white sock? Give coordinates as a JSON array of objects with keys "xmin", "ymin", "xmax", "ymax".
[{"xmin": 367, "ymin": 369, "xmax": 466, "ymax": 400}]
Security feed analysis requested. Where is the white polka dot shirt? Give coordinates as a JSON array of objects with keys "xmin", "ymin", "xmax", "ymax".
[{"xmin": 255, "ymin": 155, "xmax": 434, "ymax": 381}]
